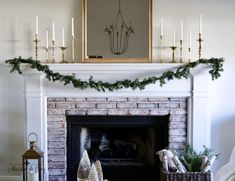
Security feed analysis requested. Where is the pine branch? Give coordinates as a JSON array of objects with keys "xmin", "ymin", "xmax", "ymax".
[
  {"xmin": 179, "ymin": 144, "xmax": 220, "ymax": 172},
  {"xmin": 5, "ymin": 57, "xmax": 224, "ymax": 92}
]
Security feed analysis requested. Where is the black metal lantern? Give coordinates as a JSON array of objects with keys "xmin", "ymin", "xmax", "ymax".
[{"xmin": 22, "ymin": 133, "xmax": 44, "ymax": 181}]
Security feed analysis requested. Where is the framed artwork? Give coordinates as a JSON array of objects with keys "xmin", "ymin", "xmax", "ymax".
[{"xmin": 82, "ymin": 0, "xmax": 152, "ymax": 63}]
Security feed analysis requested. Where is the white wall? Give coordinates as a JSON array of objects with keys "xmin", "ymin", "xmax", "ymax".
[
  {"xmin": 0, "ymin": 0, "xmax": 81, "ymax": 175},
  {"xmin": 0, "ymin": 0, "xmax": 235, "ymax": 176},
  {"xmin": 155, "ymin": 0, "xmax": 235, "ymax": 172}
]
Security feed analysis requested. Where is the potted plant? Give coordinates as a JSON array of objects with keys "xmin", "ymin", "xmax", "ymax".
[{"xmin": 157, "ymin": 144, "xmax": 219, "ymax": 181}]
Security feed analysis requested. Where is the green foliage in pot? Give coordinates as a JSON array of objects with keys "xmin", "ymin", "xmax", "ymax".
[{"xmin": 178, "ymin": 144, "xmax": 220, "ymax": 172}]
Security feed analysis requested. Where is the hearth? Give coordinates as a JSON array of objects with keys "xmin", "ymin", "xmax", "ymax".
[{"xmin": 67, "ymin": 115, "xmax": 169, "ymax": 181}]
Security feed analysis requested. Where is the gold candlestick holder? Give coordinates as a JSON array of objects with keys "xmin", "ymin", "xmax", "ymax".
[
  {"xmin": 170, "ymin": 46, "xmax": 177, "ymax": 63},
  {"xmin": 72, "ymin": 36, "xmax": 75, "ymax": 63},
  {"xmin": 197, "ymin": 33, "xmax": 203, "ymax": 59},
  {"xmin": 51, "ymin": 40, "xmax": 56, "ymax": 63},
  {"xmin": 179, "ymin": 40, "xmax": 183, "ymax": 63},
  {"xmin": 160, "ymin": 35, "xmax": 163, "ymax": 63},
  {"xmin": 33, "ymin": 35, "xmax": 40, "ymax": 61},
  {"xmin": 188, "ymin": 48, "xmax": 191, "ymax": 63},
  {"xmin": 59, "ymin": 47, "xmax": 68, "ymax": 63}
]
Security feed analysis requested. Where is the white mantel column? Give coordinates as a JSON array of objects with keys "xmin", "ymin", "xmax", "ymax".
[
  {"xmin": 191, "ymin": 73, "xmax": 211, "ymax": 152},
  {"xmin": 23, "ymin": 72, "xmax": 43, "ymax": 148},
  {"xmin": 23, "ymin": 71, "xmax": 48, "ymax": 180}
]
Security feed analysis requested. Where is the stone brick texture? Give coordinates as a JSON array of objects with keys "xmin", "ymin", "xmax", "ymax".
[{"xmin": 47, "ymin": 97, "xmax": 188, "ymax": 180}]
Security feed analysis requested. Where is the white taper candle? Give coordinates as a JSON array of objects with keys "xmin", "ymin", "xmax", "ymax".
[
  {"xmin": 173, "ymin": 27, "xmax": 176, "ymax": 46},
  {"xmin": 160, "ymin": 18, "xmax": 164, "ymax": 37},
  {"xmin": 52, "ymin": 22, "xmax": 55, "ymax": 41},
  {"xmin": 199, "ymin": 15, "xmax": 202, "ymax": 34},
  {"xmin": 46, "ymin": 30, "xmax": 49, "ymax": 49},
  {"xmin": 72, "ymin": 17, "xmax": 74, "ymax": 37},
  {"xmin": 189, "ymin": 31, "xmax": 192, "ymax": 48},
  {"xmin": 35, "ymin": 16, "xmax": 38, "ymax": 36},
  {"xmin": 62, "ymin": 28, "xmax": 65, "ymax": 47},
  {"xmin": 180, "ymin": 21, "xmax": 183, "ymax": 41}
]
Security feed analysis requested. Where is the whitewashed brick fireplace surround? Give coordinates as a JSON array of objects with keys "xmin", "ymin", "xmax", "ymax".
[
  {"xmin": 48, "ymin": 96, "xmax": 186, "ymax": 181},
  {"xmin": 22, "ymin": 63, "xmax": 211, "ymax": 181}
]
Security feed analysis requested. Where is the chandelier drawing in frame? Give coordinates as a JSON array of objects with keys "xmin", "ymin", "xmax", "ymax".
[{"xmin": 104, "ymin": 0, "xmax": 134, "ymax": 55}]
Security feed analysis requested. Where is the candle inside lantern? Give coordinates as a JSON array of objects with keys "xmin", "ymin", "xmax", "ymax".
[
  {"xmin": 72, "ymin": 17, "xmax": 74, "ymax": 37},
  {"xmin": 173, "ymin": 27, "xmax": 176, "ymax": 46},
  {"xmin": 62, "ymin": 28, "xmax": 65, "ymax": 47},
  {"xmin": 46, "ymin": 30, "xmax": 49, "ymax": 49},
  {"xmin": 52, "ymin": 22, "xmax": 55, "ymax": 41},
  {"xmin": 35, "ymin": 16, "xmax": 38, "ymax": 37},
  {"xmin": 180, "ymin": 21, "xmax": 183, "ymax": 41},
  {"xmin": 199, "ymin": 15, "xmax": 202, "ymax": 34},
  {"xmin": 160, "ymin": 18, "xmax": 164, "ymax": 37},
  {"xmin": 28, "ymin": 171, "xmax": 38, "ymax": 181}
]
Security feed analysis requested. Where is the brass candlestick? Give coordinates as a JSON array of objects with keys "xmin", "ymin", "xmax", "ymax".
[
  {"xmin": 33, "ymin": 35, "xmax": 40, "ymax": 61},
  {"xmin": 45, "ymin": 48, "xmax": 49, "ymax": 63},
  {"xmin": 179, "ymin": 40, "xmax": 183, "ymax": 63},
  {"xmin": 197, "ymin": 33, "xmax": 203, "ymax": 59},
  {"xmin": 72, "ymin": 36, "xmax": 75, "ymax": 63},
  {"xmin": 59, "ymin": 47, "xmax": 68, "ymax": 63},
  {"xmin": 51, "ymin": 40, "xmax": 55, "ymax": 63},
  {"xmin": 160, "ymin": 35, "xmax": 163, "ymax": 63},
  {"xmin": 188, "ymin": 48, "xmax": 191, "ymax": 63},
  {"xmin": 170, "ymin": 46, "xmax": 177, "ymax": 63}
]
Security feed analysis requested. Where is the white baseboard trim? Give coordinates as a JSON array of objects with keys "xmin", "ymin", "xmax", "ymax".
[{"xmin": 0, "ymin": 175, "xmax": 21, "ymax": 181}]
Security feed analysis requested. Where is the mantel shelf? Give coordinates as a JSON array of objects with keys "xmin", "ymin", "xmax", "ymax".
[{"xmin": 20, "ymin": 62, "xmax": 195, "ymax": 73}]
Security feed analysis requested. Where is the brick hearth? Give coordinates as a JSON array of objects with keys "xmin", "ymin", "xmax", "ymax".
[{"xmin": 47, "ymin": 97, "xmax": 187, "ymax": 181}]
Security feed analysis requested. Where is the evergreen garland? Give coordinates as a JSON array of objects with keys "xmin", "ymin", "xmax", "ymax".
[{"xmin": 5, "ymin": 57, "xmax": 224, "ymax": 92}]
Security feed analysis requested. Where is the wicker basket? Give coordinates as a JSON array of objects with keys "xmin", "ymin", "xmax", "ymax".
[{"xmin": 160, "ymin": 169, "xmax": 212, "ymax": 181}]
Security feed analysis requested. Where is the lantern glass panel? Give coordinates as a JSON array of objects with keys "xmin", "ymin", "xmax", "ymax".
[
  {"xmin": 23, "ymin": 158, "xmax": 44, "ymax": 181},
  {"xmin": 27, "ymin": 159, "xmax": 39, "ymax": 181}
]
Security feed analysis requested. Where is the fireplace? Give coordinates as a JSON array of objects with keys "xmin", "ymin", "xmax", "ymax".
[
  {"xmin": 22, "ymin": 63, "xmax": 211, "ymax": 181},
  {"xmin": 47, "ymin": 97, "xmax": 187, "ymax": 181},
  {"xmin": 67, "ymin": 115, "xmax": 169, "ymax": 181}
]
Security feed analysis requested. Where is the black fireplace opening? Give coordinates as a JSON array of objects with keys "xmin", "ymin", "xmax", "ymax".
[{"xmin": 67, "ymin": 115, "xmax": 169, "ymax": 181}]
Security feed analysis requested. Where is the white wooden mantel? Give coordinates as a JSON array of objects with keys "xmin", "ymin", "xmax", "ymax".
[{"xmin": 22, "ymin": 63, "xmax": 211, "ymax": 181}]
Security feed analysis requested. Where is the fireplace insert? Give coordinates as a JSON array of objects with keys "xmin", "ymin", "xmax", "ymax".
[{"xmin": 67, "ymin": 115, "xmax": 169, "ymax": 181}]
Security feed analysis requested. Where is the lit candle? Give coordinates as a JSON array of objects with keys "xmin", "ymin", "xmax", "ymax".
[
  {"xmin": 72, "ymin": 17, "xmax": 74, "ymax": 37},
  {"xmin": 35, "ymin": 16, "xmax": 38, "ymax": 37},
  {"xmin": 180, "ymin": 21, "xmax": 183, "ymax": 41},
  {"xmin": 173, "ymin": 27, "xmax": 176, "ymax": 46},
  {"xmin": 52, "ymin": 22, "xmax": 55, "ymax": 41},
  {"xmin": 46, "ymin": 30, "xmax": 49, "ymax": 49},
  {"xmin": 62, "ymin": 28, "xmax": 65, "ymax": 47},
  {"xmin": 199, "ymin": 15, "xmax": 202, "ymax": 34},
  {"xmin": 189, "ymin": 31, "xmax": 192, "ymax": 48},
  {"xmin": 160, "ymin": 18, "xmax": 164, "ymax": 37}
]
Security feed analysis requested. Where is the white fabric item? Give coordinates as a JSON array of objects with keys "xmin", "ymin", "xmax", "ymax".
[
  {"xmin": 215, "ymin": 146, "xmax": 235, "ymax": 181},
  {"xmin": 230, "ymin": 146, "xmax": 235, "ymax": 162},
  {"xmin": 227, "ymin": 175, "xmax": 235, "ymax": 181}
]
